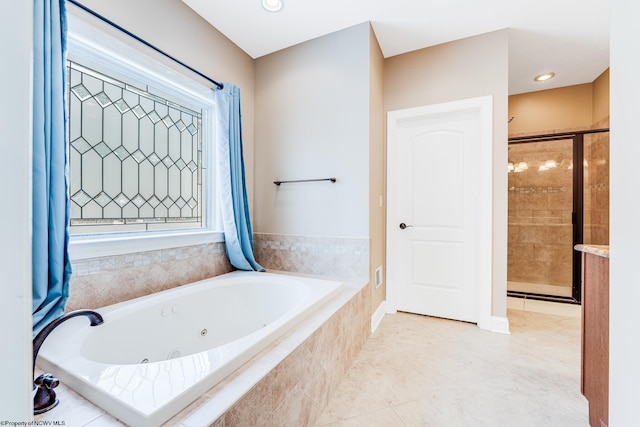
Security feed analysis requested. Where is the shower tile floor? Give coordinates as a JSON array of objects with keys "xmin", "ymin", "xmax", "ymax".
[{"xmin": 316, "ymin": 309, "xmax": 588, "ymax": 426}]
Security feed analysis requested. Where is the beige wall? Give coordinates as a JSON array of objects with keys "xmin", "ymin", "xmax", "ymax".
[
  {"xmin": 369, "ymin": 26, "xmax": 386, "ymax": 314},
  {"xmin": 254, "ymin": 23, "xmax": 387, "ymax": 313},
  {"xmin": 509, "ymin": 70, "xmax": 610, "ymax": 137},
  {"xmin": 508, "ymin": 84, "xmax": 593, "ymax": 136},
  {"xmin": 254, "ymin": 23, "xmax": 371, "ymax": 238},
  {"xmin": 384, "ymin": 30, "xmax": 509, "ymax": 319},
  {"xmin": 592, "ymin": 68, "xmax": 610, "ymax": 126},
  {"xmin": 254, "ymin": 23, "xmax": 387, "ymax": 314}
]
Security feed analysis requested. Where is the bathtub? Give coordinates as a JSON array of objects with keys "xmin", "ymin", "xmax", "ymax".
[{"xmin": 37, "ymin": 271, "xmax": 342, "ymax": 427}]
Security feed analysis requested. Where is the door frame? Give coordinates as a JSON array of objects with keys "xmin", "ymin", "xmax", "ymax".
[{"xmin": 386, "ymin": 96, "xmax": 494, "ymax": 330}]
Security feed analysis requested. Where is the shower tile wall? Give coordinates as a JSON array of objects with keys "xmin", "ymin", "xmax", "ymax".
[
  {"xmin": 66, "ymin": 242, "xmax": 233, "ymax": 311},
  {"xmin": 508, "ymin": 140, "xmax": 574, "ymax": 292},
  {"xmin": 584, "ymin": 130, "xmax": 610, "ymax": 245}
]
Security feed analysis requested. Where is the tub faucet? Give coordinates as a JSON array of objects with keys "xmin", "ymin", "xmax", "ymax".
[{"xmin": 32, "ymin": 309, "xmax": 104, "ymax": 414}]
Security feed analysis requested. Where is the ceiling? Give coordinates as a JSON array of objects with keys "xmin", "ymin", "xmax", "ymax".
[{"xmin": 181, "ymin": 0, "xmax": 609, "ymax": 95}]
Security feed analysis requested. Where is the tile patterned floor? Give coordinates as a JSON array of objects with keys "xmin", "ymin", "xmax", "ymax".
[{"xmin": 316, "ymin": 309, "xmax": 588, "ymax": 427}]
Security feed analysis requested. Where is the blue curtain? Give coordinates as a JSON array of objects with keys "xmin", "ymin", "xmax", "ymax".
[
  {"xmin": 215, "ymin": 84, "xmax": 264, "ymax": 271},
  {"xmin": 32, "ymin": 0, "xmax": 73, "ymax": 335}
]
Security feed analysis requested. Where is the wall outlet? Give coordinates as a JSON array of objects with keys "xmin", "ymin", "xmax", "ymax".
[{"xmin": 375, "ymin": 266, "xmax": 383, "ymax": 288}]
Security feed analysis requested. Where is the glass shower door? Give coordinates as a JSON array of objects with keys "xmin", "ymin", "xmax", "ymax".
[{"xmin": 507, "ymin": 139, "xmax": 574, "ymax": 299}]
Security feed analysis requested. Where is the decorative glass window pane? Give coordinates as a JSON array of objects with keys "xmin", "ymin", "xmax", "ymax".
[{"xmin": 67, "ymin": 61, "xmax": 206, "ymax": 234}]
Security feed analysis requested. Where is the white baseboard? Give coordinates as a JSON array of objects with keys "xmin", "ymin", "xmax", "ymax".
[
  {"xmin": 371, "ymin": 300, "xmax": 387, "ymax": 333},
  {"xmin": 375, "ymin": 302, "xmax": 510, "ymax": 334},
  {"xmin": 490, "ymin": 316, "xmax": 511, "ymax": 334}
]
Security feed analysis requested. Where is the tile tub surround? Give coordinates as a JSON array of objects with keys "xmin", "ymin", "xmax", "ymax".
[
  {"xmin": 35, "ymin": 273, "xmax": 370, "ymax": 426},
  {"xmin": 66, "ymin": 242, "xmax": 233, "ymax": 311},
  {"xmin": 254, "ymin": 233, "xmax": 370, "ymax": 282}
]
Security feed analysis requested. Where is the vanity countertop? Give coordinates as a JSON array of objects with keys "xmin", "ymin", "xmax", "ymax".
[{"xmin": 575, "ymin": 244, "xmax": 610, "ymax": 259}]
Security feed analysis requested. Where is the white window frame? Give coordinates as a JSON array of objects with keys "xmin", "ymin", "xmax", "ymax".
[{"xmin": 66, "ymin": 13, "xmax": 223, "ymax": 261}]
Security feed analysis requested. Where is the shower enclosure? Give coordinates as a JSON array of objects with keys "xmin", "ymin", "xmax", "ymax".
[{"xmin": 507, "ymin": 129, "xmax": 609, "ymax": 303}]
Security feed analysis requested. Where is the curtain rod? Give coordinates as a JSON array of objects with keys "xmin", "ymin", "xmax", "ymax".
[{"xmin": 67, "ymin": 0, "xmax": 224, "ymax": 90}]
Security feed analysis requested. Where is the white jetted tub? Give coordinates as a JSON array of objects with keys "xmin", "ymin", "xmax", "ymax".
[{"xmin": 37, "ymin": 271, "xmax": 342, "ymax": 427}]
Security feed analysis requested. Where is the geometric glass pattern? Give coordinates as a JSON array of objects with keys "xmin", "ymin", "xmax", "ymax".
[{"xmin": 66, "ymin": 60, "xmax": 204, "ymax": 232}]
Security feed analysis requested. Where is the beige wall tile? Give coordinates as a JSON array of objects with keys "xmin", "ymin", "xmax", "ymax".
[
  {"xmin": 67, "ymin": 243, "xmax": 233, "ymax": 311},
  {"xmin": 547, "ymin": 191, "xmax": 572, "ymax": 210},
  {"xmin": 254, "ymin": 233, "xmax": 369, "ymax": 281},
  {"xmin": 209, "ymin": 285, "xmax": 370, "ymax": 427},
  {"xmin": 224, "ymin": 380, "xmax": 273, "ymax": 427}
]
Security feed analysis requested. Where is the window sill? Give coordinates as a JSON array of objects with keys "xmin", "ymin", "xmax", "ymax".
[{"xmin": 69, "ymin": 231, "xmax": 225, "ymax": 261}]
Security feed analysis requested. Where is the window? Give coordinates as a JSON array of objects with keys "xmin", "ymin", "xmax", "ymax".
[{"xmin": 66, "ymin": 15, "xmax": 220, "ymax": 259}]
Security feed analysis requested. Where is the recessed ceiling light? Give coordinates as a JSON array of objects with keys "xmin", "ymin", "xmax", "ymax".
[
  {"xmin": 534, "ymin": 72, "xmax": 556, "ymax": 82},
  {"xmin": 262, "ymin": 0, "xmax": 284, "ymax": 12}
]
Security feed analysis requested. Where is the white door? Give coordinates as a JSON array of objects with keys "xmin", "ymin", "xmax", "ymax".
[{"xmin": 387, "ymin": 97, "xmax": 493, "ymax": 327}]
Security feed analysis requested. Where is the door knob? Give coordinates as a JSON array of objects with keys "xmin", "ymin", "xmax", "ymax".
[{"xmin": 399, "ymin": 223, "xmax": 413, "ymax": 230}]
